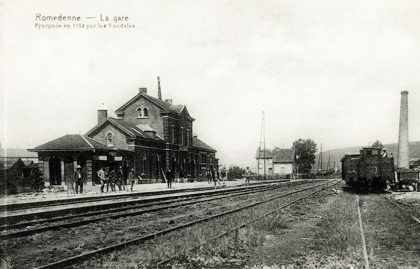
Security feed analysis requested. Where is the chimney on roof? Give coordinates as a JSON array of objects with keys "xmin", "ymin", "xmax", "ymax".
[
  {"xmin": 157, "ymin": 76, "xmax": 162, "ymax": 100},
  {"xmin": 139, "ymin": 87, "xmax": 147, "ymax": 94},
  {"xmin": 165, "ymin": 99, "xmax": 172, "ymax": 104},
  {"xmin": 97, "ymin": 103, "xmax": 108, "ymax": 124}
]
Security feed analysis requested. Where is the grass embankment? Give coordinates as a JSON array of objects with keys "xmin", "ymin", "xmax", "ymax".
[
  {"xmin": 361, "ymin": 195, "xmax": 420, "ymax": 268},
  {"xmin": 395, "ymin": 194, "xmax": 420, "ymax": 220},
  {"xmin": 290, "ymin": 192, "xmax": 365, "ymax": 268}
]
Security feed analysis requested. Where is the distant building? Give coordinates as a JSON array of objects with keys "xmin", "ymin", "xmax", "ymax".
[
  {"xmin": 256, "ymin": 147, "xmax": 295, "ymax": 178},
  {"xmin": 272, "ymin": 148, "xmax": 295, "ymax": 177},
  {"xmin": 30, "ymin": 81, "xmax": 218, "ymax": 188},
  {"xmin": 0, "ymin": 158, "xmax": 37, "ymax": 194}
]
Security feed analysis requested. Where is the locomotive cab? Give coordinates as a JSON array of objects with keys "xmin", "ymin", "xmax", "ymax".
[
  {"xmin": 359, "ymin": 147, "xmax": 394, "ymax": 189},
  {"xmin": 341, "ymin": 147, "xmax": 394, "ymax": 190}
]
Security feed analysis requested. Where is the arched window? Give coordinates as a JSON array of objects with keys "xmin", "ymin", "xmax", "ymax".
[
  {"xmin": 106, "ymin": 132, "xmax": 113, "ymax": 146},
  {"xmin": 171, "ymin": 125, "xmax": 175, "ymax": 144},
  {"xmin": 186, "ymin": 129, "xmax": 189, "ymax": 146},
  {"xmin": 181, "ymin": 127, "xmax": 184, "ymax": 145},
  {"xmin": 137, "ymin": 106, "xmax": 149, "ymax": 118}
]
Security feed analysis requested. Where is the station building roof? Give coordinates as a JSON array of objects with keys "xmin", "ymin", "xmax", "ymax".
[
  {"xmin": 192, "ymin": 136, "xmax": 216, "ymax": 152},
  {"xmin": 29, "ymin": 134, "xmax": 110, "ymax": 152},
  {"xmin": 86, "ymin": 118, "xmax": 164, "ymax": 141},
  {"xmin": 115, "ymin": 91, "xmax": 194, "ymax": 120}
]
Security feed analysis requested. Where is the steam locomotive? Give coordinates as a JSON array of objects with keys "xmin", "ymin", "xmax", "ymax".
[{"xmin": 341, "ymin": 147, "xmax": 395, "ymax": 189}]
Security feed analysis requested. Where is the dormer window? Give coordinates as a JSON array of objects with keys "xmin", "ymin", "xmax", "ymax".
[
  {"xmin": 106, "ymin": 132, "xmax": 113, "ymax": 146},
  {"xmin": 137, "ymin": 106, "xmax": 149, "ymax": 118}
]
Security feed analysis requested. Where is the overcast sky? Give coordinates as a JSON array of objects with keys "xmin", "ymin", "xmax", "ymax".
[{"xmin": 2, "ymin": 0, "xmax": 420, "ymax": 167}]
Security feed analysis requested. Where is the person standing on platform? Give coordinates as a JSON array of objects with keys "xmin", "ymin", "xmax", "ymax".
[
  {"xmin": 97, "ymin": 167, "xmax": 106, "ymax": 193},
  {"xmin": 117, "ymin": 166, "xmax": 125, "ymax": 191},
  {"xmin": 206, "ymin": 169, "xmax": 212, "ymax": 184},
  {"xmin": 211, "ymin": 167, "xmax": 218, "ymax": 187},
  {"xmin": 73, "ymin": 165, "xmax": 84, "ymax": 194},
  {"xmin": 221, "ymin": 166, "xmax": 227, "ymax": 185},
  {"xmin": 104, "ymin": 167, "xmax": 111, "ymax": 192},
  {"xmin": 179, "ymin": 169, "xmax": 184, "ymax": 183},
  {"xmin": 166, "ymin": 168, "xmax": 174, "ymax": 189},
  {"xmin": 109, "ymin": 168, "xmax": 117, "ymax": 192},
  {"xmin": 244, "ymin": 167, "xmax": 251, "ymax": 186},
  {"xmin": 128, "ymin": 168, "xmax": 138, "ymax": 192}
]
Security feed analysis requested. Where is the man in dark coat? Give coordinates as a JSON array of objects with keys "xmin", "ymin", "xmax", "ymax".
[
  {"xmin": 73, "ymin": 165, "xmax": 84, "ymax": 194},
  {"xmin": 116, "ymin": 166, "xmax": 125, "ymax": 191},
  {"xmin": 166, "ymin": 168, "xmax": 174, "ymax": 189}
]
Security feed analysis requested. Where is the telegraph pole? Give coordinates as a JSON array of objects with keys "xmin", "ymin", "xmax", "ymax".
[{"xmin": 258, "ymin": 111, "xmax": 266, "ymax": 180}]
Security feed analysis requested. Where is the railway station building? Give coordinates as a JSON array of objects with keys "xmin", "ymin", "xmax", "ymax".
[{"xmin": 30, "ymin": 83, "xmax": 218, "ymax": 188}]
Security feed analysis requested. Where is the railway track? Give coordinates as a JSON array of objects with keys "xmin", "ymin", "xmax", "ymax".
[
  {"xmin": 381, "ymin": 194, "xmax": 420, "ymax": 224},
  {"xmin": 31, "ymin": 180, "xmax": 338, "ymax": 269},
  {"xmin": 1, "ymin": 179, "xmax": 290, "ymax": 212},
  {"xmin": 1, "ymin": 181, "xmax": 306, "ymax": 239},
  {"xmin": 356, "ymin": 195, "xmax": 370, "ymax": 269},
  {"xmin": 356, "ymin": 194, "xmax": 420, "ymax": 269},
  {"xmin": 1, "ymin": 180, "xmax": 305, "ymax": 227},
  {"xmin": 156, "ymin": 180, "xmax": 340, "ymax": 268}
]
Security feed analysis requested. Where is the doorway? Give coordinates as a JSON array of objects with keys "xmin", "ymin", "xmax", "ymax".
[{"xmin": 49, "ymin": 156, "xmax": 61, "ymax": 185}]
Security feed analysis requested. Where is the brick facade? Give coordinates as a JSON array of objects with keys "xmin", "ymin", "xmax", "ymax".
[{"xmin": 31, "ymin": 86, "xmax": 218, "ymax": 186}]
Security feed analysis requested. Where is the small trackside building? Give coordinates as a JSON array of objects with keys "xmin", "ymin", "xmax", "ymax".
[
  {"xmin": 272, "ymin": 148, "xmax": 295, "ymax": 178},
  {"xmin": 255, "ymin": 147, "xmax": 296, "ymax": 179}
]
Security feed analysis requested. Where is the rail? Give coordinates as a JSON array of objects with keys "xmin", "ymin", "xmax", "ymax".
[
  {"xmin": 1, "ymin": 182, "xmax": 295, "ymax": 239},
  {"xmin": 34, "ymin": 181, "xmax": 334, "ymax": 269},
  {"xmin": 156, "ymin": 180, "xmax": 340, "ymax": 268}
]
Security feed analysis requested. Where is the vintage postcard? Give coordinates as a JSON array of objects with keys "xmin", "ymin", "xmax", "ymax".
[{"xmin": 1, "ymin": 1, "xmax": 420, "ymax": 268}]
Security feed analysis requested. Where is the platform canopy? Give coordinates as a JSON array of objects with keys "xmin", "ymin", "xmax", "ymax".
[{"xmin": 29, "ymin": 134, "xmax": 111, "ymax": 152}]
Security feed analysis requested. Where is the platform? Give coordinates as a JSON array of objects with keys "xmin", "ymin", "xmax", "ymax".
[
  {"xmin": 0, "ymin": 179, "xmax": 295, "ymax": 221},
  {"xmin": 0, "ymin": 178, "xmax": 295, "ymax": 209}
]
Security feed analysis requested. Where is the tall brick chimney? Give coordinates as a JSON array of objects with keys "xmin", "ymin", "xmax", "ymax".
[
  {"xmin": 397, "ymin": 91, "xmax": 409, "ymax": 168},
  {"xmin": 157, "ymin": 76, "xmax": 162, "ymax": 100},
  {"xmin": 97, "ymin": 103, "xmax": 108, "ymax": 124}
]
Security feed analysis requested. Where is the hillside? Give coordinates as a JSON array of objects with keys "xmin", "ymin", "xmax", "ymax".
[{"xmin": 315, "ymin": 141, "xmax": 420, "ymax": 169}]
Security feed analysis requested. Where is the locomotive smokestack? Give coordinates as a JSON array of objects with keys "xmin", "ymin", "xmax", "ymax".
[{"xmin": 397, "ymin": 90, "xmax": 409, "ymax": 168}]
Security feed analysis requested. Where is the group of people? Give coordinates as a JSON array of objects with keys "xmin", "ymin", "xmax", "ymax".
[
  {"xmin": 72, "ymin": 164, "xmax": 141, "ymax": 194},
  {"xmin": 163, "ymin": 166, "xmax": 229, "ymax": 189},
  {"xmin": 97, "ymin": 166, "xmax": 140, "ymax": 193},
  {"xmin": 72, "ymin": 164, "xmax": 252, "ymax": 194},
  {"xmin": 204, "ymin": 166, "xmax": 228, "ymax": 187}
]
